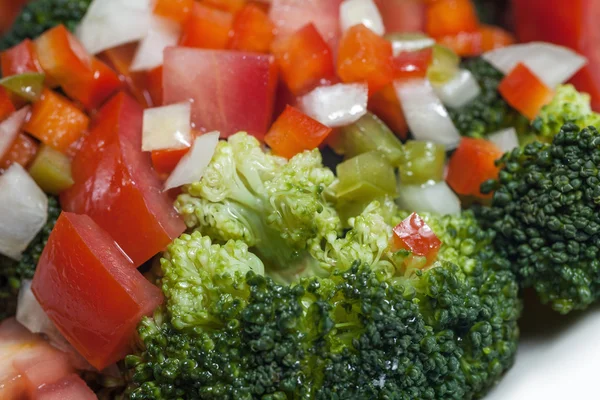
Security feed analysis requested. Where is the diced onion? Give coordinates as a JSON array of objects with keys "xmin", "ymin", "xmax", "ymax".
[
  {"xmin": 0, "ymin": 164, "xmax": 47, "ymax": 260},
  {"xmin": 488, "ymin": 127, "xmax": 519, "ymax": 153},
  {"xmin": 394, "ymin": 78, "xmax": 461, "ymax": 148},
  {"xmin": 164, "ymin": 131, "xmax": 220, "ymax": 191},
  {"xmin": 300, "ymin": 83, "xmax": 368, "ymax": 128},
  {"xmin": 130, "ymin": 16, "xmax": 180, "ymax": 72},
  {"xmin": 397, "ymin": 181, "xmax": 461, "ymax": 216},
  {"xmin": 482, "ymin": 42, "xmax": 587, "ymax": 88},
  {"xmin": 433, "ymin": 69, "xmax": 481, "ymax": 109},
  {"xmin": 385, "ymin": 32, "xmax": 435, "ymax": 57},
  {"xmin": 142, "ymin": 102, "xmax": 192, "ymax": 152},
  {"xmin": 340, "ymin": 0, "xmax": 385, "ymax": 36},
  {"xmin": 76, "ymin": 0, "xmax": 151, "ymax": 55},
  {"xmin": 0, "ymin": 106, "xmax": 30, "ymax": 160}
]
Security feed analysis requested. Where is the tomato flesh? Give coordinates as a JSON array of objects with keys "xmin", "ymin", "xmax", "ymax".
[
  {"xmin": 393, "ymin": 212, "xmax": 442, "ymax": 264},
  {"xmin": 1, "ymin": 39, "xmax": 44, "ymax": 77},
  {"xmin": 60, "ymin": 92, "xmax": 185, "ymax": 266},
  {"xmin": 374, "ymin": 0, "xmax": 426, "ymax": 33},
  {"xmin": 163, "ymin": 47, "xmax": 278, "ymax": 139},
  {"xmin": 0, "ymin": 133, "xmax": 38, "ymax": 172},
  {"xmin": 36, "ymin": 374, "xmax": 97, "ymax": 400}
]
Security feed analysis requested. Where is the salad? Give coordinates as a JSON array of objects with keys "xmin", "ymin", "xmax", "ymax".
[{"xmin": 0, "ymin": 0, "xmax": 598, "ymax": 398}]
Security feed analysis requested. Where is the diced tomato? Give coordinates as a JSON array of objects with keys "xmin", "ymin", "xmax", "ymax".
[
  {"xmin": 0, "ymin": 87, "xmax": 15, "ymax": 121},
  {"xmin": 180, "ymin": 3, "xmax": 233, "ymax": 49},
  {"xmin": 0, "ymin": 133, "xmax": 38, "ymax": 171},
  {"xmin": 392, "ymin": 47, "xmax": 432, "ymax": 80},
  {"xmin": 374, "ymin": 0, "xmax": 426, "ymax": 33},
  {"xmin": 0, "ymin": 39, "xmax": 44, "ymax": 77},
  {"xmin": 437, "ymin": 25, "xmax": 516, "ymax": 57},
  {"xmin": 164, "ymin": 47, "xmax": 278, "ymax": 139},
  {"xmin": 35, "ymin": 374, "xmax": 97, "ymax": 400},
  {"xmin": 513, "ymin": 0, "xmax": 600, "ymax": 111},
  {"xmin": 270, "ymin": 0, "xmax": 342, "ymax": 50},
  {"xmin": 446, "ymin": 137, "xmax": 503, "ymax": 198},
  {"xmin": 498, "ymin": 63, "xmax": 554, "ymax": 120},
  {"xmin": 271, "ymin": 23, "xmax": 336, "ymax": 96},
  {"xmin": 205, "ymin": 0, "xmax": 247, "ymax": 13},
  {"xmin": 392, "ymin": 212, "xmax": 442, "ymax": 264},
  {"xmin": 60, "ymin": 92, "xmax": 185, "ymax": 265},
  {"xmin": 23, "ymin": 89, "xmax": 89, "ymax": 153},
  {"xmin": 32, "ymin": 212, "xmax": 163, "ymax": 370},
  {"xmin": 368, "ymin": 84, "xmax": 408, "ymax": 139},
  {"xmin": 145, "ymin": 66, "xmax": 163, "ymax": 107},
  {"xmin": 34, "ymin": 25, "xmax": 121, "ymax": 110},
  {"xmin": 265, "ymin": 105, "xmax": 332, "ymax": 158},
  {"xmin": 13, "ymin": 347, "xmax": 74, "ymax": 397},
  {"xmin": 229, "ymin": 4, "xmax": 275, "ymax": 53},
  {"xmin": 153, "ymin": 0, "xmax": 194, "ymax": 23},
  {"xmin": 425, "ymin": 0, "xmax": 479, "ymax": 38},
  {"xmin": 337, "ymin": 25, "xmax": 394, "ymax": 95}
]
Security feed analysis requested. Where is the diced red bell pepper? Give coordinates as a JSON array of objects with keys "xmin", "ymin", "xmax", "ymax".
[
  {"xmin": 368, "ymin": 84, "xmax": 408, "ymax": 139},
  {"xmin": 0, "ymin": 87, "xmax": 15, "ymax": 121},
  {"xmin": 229, "ymin": 4, "xmax": 275, "ymax": 53},
  {"xmin": 35, "ymin": 374, "xmax": 97, "ymax": 400},
  {"xmin": 145, "ymin": 65, "xmax": 163, "ymax": 107},
  {"xmin": 0, "ymin": 133, "xmax": 38, "ymax": 172},
  {"xmin": 34, "ymin": 25, "xmax": 121, "ymax": 110},
  {"xmin": 436, "ymin": 25, "xmax": 515, "ymax": 57},
  {"xmin": 392, "ymin": 47, "xmax": 433, "ymax": 80},
  {"xmin": 446, "ymin": 137, "xmax": 503, "ymax": 198},
  {"xmin": 163, "ymin": 47, "xmax": 278, "ymax": 139},
  {"xmin": 425, "ymin": 0, "xmax": 479, "ymax": 38},
  {"xmin": 32, "ymin": 212, "xmax": 164, "ymax": 370},
  {"xmin": 498, "ymin": 63, "xmax": 554, "ymax": 120},
  {"xmin": 0, "ymin": 39, "xmax": 44, "ymax": 77},
  {"xmin": 205, "ymin": 0, "xmax": 247, "ymax": 13},
  {"xmin": 337, "ymin": 25, "xmax": 395, "ymax": 95},
  {"xmin": 392, "ymin": 212, "xmax": 442, "ymax": 264},
  {"xmin": 179, "ymin": 3, "xmax": 234, "ymax": 49},
  {"xmin": 270, "ymin": 0, "xmax": 342, "ymax": 50},
  {"xmin": 271, "ymin": 23, "xmax": 336, "ymax": 96},
  {"xmin": 23, "ymin": 88, "xmax": 89, "ymax": 152},
  {"xmin": 150, "ymin": 130, "xmax": 202, "ymax": 176},
  {"xmin": 264, "ymin": 105, "xmax": 332, "ymax": 158},
  {"xmin": 153, "ymin": 0, "xmax": 194, "ymax": 23},
  {"xmin": 374, "ymin": 0, "xmax": 426, "ymax": 33}
]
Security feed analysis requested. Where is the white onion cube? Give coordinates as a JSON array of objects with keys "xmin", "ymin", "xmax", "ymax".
[
  {"xmin": 433, "ymin": 69, "xmax": 481, "ymax": 109},
  {"xmin": 300, "ymin": 83, "xmax": 368, "ymax": 128},
  {"xmin": 130, "ymin": 16, "xmax": 180, "ymax": 72},
  {"xmin": 142, "ymin": 102, "xmax": 192, "ymax": 152},
  {"xmin": 340, "ymin": 0, "xmax": 385, "ymax": 36},
  {"xmin": 488, "ymin": 127, "xmax": 519, "ymax": 153},
  {"xmin": 397, "ymin": 182, "xmax": 461, "ymax": 216}
]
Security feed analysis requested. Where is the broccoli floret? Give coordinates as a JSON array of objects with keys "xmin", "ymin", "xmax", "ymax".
[
  {"xmin": 449, "ymin": 57, "xmax": 529, "ymax": 138},
  {"xmin": 478, "ymin": 123, "xmax": 600, "ymax": 313},
  {"xmin": 175, "ymin": 132, "xmax": 342, "ymax": 277},
  {"xmin": 532, "ymin": 84, "xmax": 600, "ymax": 140},
  {"xmin": 0, "ymin": 0, "xmax": 92, "ymax": 52},
  {"xmin": 0, "ymin": 196, "xmax": 60, "ymax": 319},
  {"xmin": 125, "ymin": 205, "xmax": 521, "ymax": 399}
]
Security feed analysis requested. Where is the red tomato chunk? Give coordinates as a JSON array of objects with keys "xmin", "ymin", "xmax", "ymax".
[
  {"xmin": 393, "ymin": 212, "xmax": 442, "ymax": 264},
  {"xmin": 32, "ymin": 212, "xmax": 163, "ymax": 371},
  {"xmin": 36, "ymin": 374, "xmax": 98, "ymax": 400},
  {"xmin": 60, "ymin": 92, "xmax": 185, "ymax": 266}
]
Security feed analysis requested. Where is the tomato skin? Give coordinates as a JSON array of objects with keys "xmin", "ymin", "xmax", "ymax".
[
  {"xmin": 145, "ymin": 65, "xmax": 163, "ymax": 107},
  {"xmin": 0, "ymin": 39, "xmax": 44, "ymax": 77},
  {"xmin": 498, "ymin": 63, "xmax": 554, "ymax": 120},
  {"xmin": 153, "ymin": 0, "xmax": 194, "ymax": 23},
  {"xmin": 393, "ymin": 212, "xmax": 442, "ymax": 264},
  {"xmin": 0, "ymin": 133, "xmax": 38, "ymax": 172},
  {"xmin": 180, "ymin": 3, "xmax": 234, "ymax": 49},
  {"xmin": 60, "ymin": 92, "xmax": 185, "ymax": 266},
  {"xmin": 446, "ymin": 137, "xmax": 503, "ymax": 198},
  {"xmin": 425, "ymin": 0, "xmax": 479, "ymax": 38},
  {"xmin": 265, "ymin": 105, "xmax": 332, "ymax": 158},
  {"xmin": 337, "ymin": 25, "xmax": 395, "ymax": 96},
  {"xmin": 32, "ymin": 212, "xmax": 163, "ymax": 370},
  {"xmin": 271, "ymin": 23, "xmax": 336, "ymax": 96},
  {"xmin": 0, "ymin": 86, "xmax": 16, "ymax": 121},
  {"xmin": 163, "ymin": 47, "xmax": 278, "ymax": 139},
  {"xmin": 229, "ymin": 4, "xmax": 275, "ymax": 53}
]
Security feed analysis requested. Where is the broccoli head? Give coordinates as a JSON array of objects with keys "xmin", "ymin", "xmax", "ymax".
[
  {"xmin": 0, "ymin": 196, "xmax": 60, "ymax": 319},
  {"xmin": 125, "ymin": 204, "xmax": 521, "ymax": 399},
  {"xmin": 478, "ymin": 123, "xmax": 600, "ymax": 313},
  {"xmin": 0, "ymin": 0, "xmax": 92, "ymax": 52},
  {"xmin": 449, "ymin": 57, "xmax": 529, "ymax": 138}
]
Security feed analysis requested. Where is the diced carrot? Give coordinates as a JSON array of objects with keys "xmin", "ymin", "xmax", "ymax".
[
  {"xmin": 337, "ymin": 25, "xmax": 394, "ymax": 95},
  {"xmin": 0, "ymin": 87, "xmax": 16, "ymax": 121},
  {"xmin": 145, "ymin": 66, "xmax": 164, "ymax": 107},
  {"xmin": 0, "ymin": 39, "xmax": 44, "ymax": 77},
  {"xmin": 271, "ymin": 23, "xmax": 336, "ymax": 96},
  {"xmin": 498, "ymin": 63, "xmax": 554, "ymax": 120},
  {"xmin": 229, "ymin": 4, "xmax": 275, "ymax": 53},
  {"xmin": 265, "ymin": 105, "xmax": 332, "ymax": 158},
  {"xmin": 426, "ymin": 0, "xmax": 479, "ymax": 38},
  {"xmin": 153, "ymin": 0, "xmax": 194, "ymax": 23},
  {"xmin": 368, "ymin": 84, "xmax": 408, "ymax": 139},
  {"xmin": 392, "ymin": 47, "xmax": 433, "ymax": 79},
  {"xmin": 180, "ymin": 3, "xmax": 234, "ymax": 49},
  {"xmin": 0, "ymin": 133, "xmax": 39, "ymax": 172},
  {"xmin": 204, "ymin": 0, "xmax": 247, "ymax": 13},
  {"xmin": 23, "ymin": 89, "xmax": 89, "ymax": 152}
]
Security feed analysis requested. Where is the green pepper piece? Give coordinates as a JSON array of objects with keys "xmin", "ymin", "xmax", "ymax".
[
  {"xmin": 0, "ymin": 73, "xmax": 45, "ymax": 102},
  {"xmin": 28, "ymin": 144, "xmax": 74, "ymax": 195},
  {"xmin": 399, "ymin": 141, "xmax": 446, "ymax": 185},
  {"xmin": 336, "ymin": 151, "xmax": 397, "ymax": 202},
  {"xmin": 427, "ymin": 44, "xmax": 460, "ymax": 85}
]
